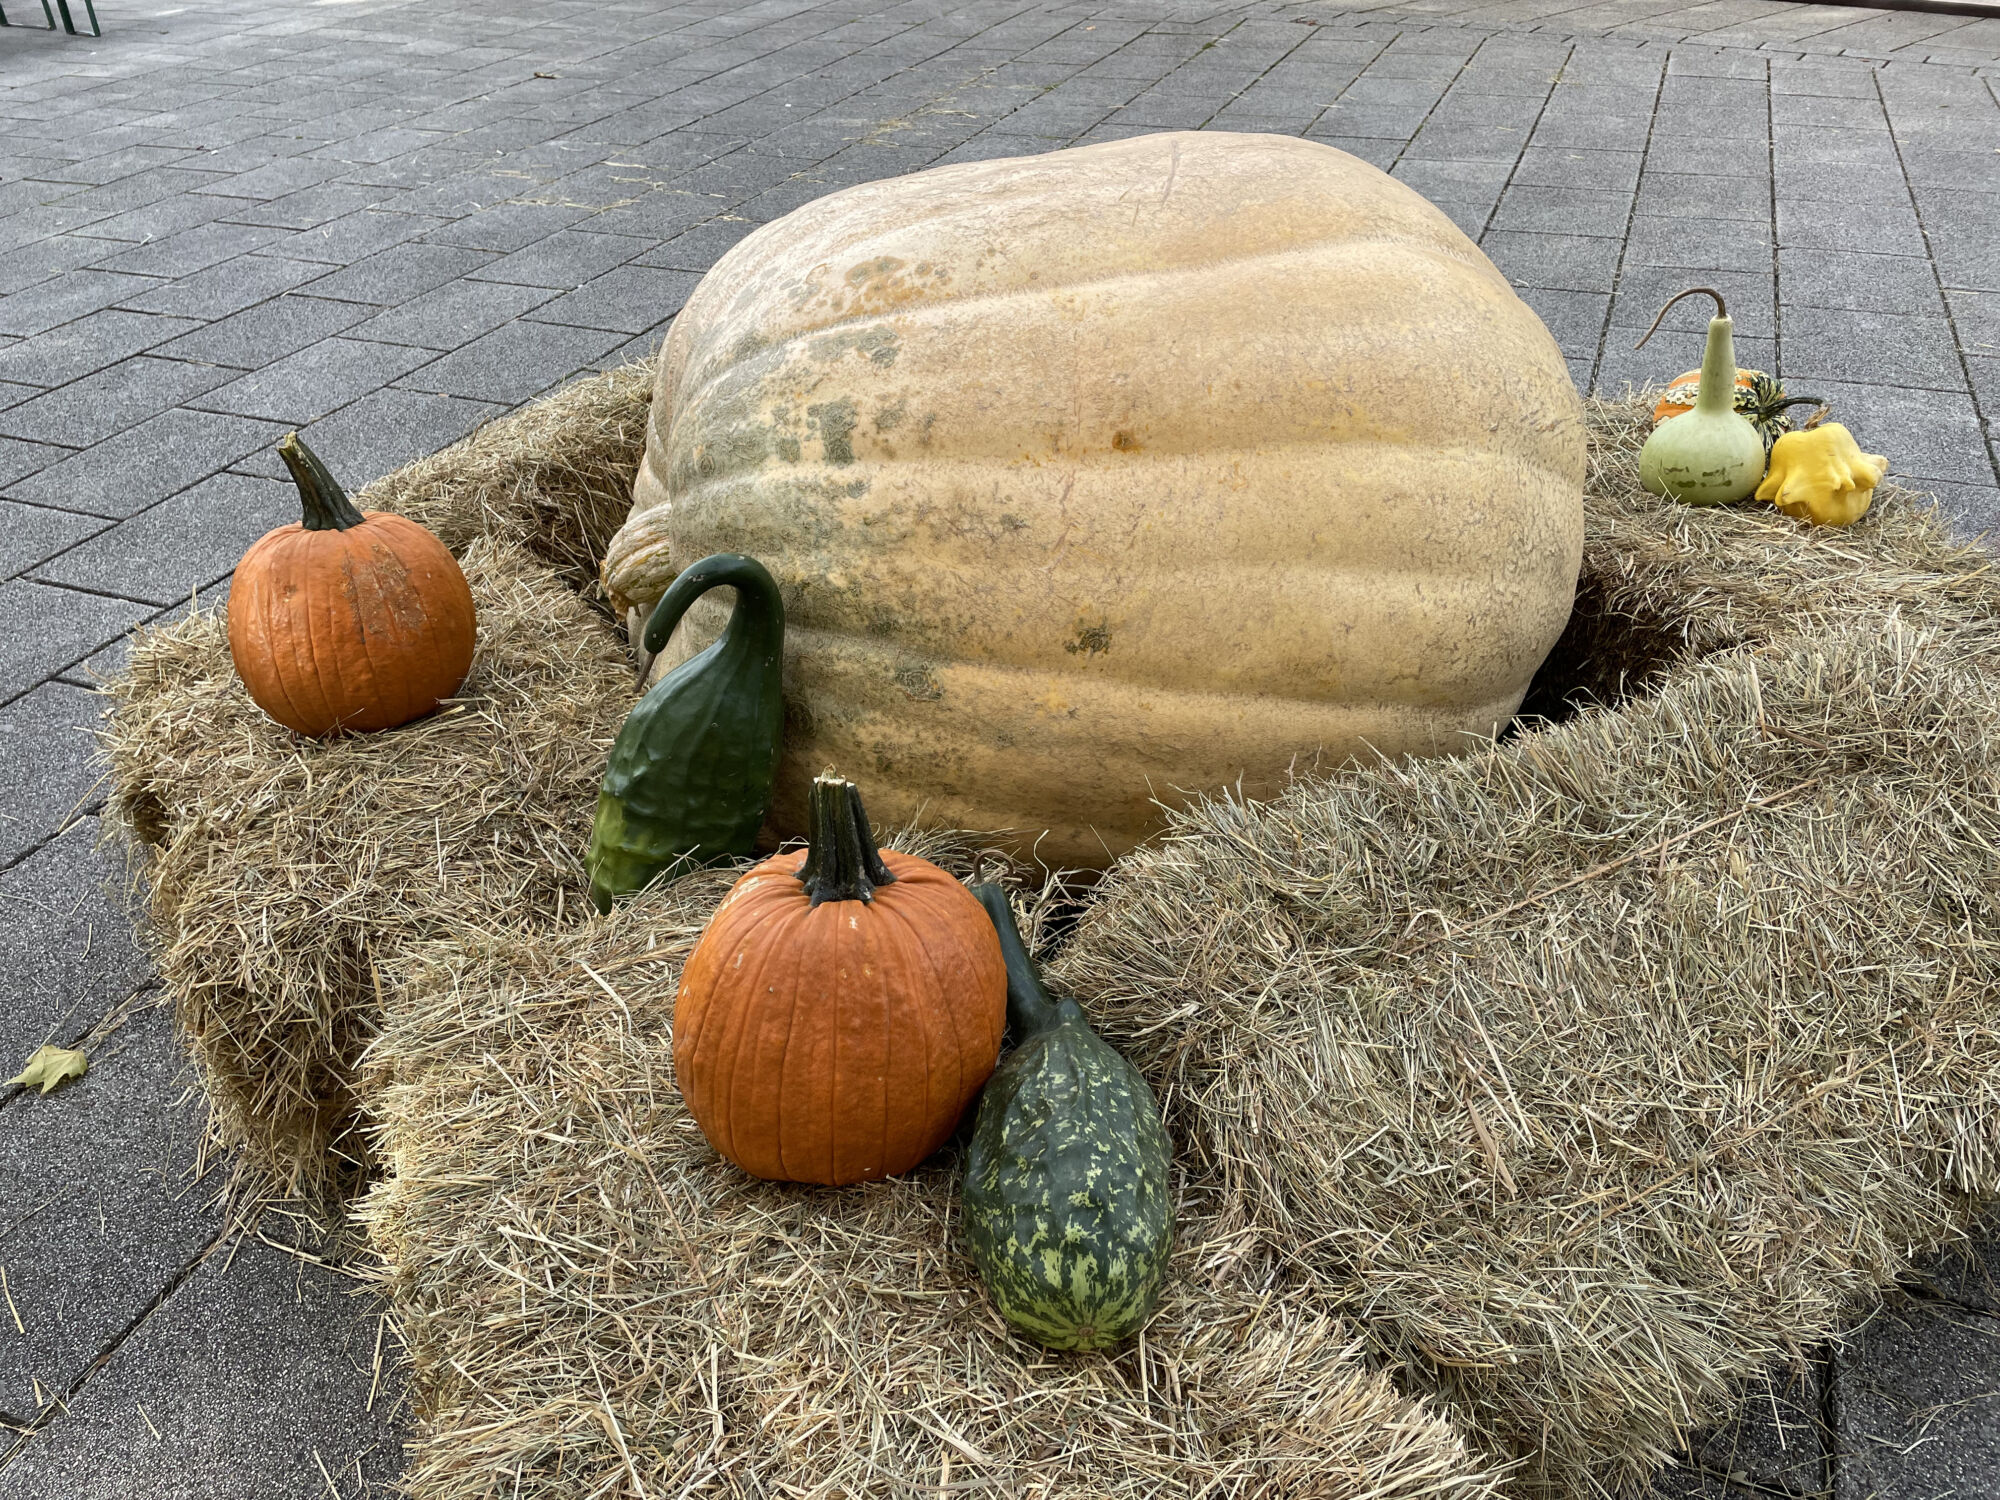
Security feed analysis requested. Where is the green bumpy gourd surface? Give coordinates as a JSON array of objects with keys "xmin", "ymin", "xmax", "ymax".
[
  {"xmin": 962, "ymin": 1002, "xmax": 1173, "ymax": 1350},
  {"xmin": 586, "ymin": 636, "xmax": 782, "ymax": 909}
]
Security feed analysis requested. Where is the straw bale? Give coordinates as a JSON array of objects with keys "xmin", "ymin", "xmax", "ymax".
[
  {"xmin": 355, "ymin": 362, "xmax": 653, "ymax": 588},
  {"xmin": 360, "ymin": 864, "xmax": 1504, "ymax": 1500},
  {"xmin": 99, "ymin": 366, "xmax": 652, "ymax": 1198},
  {"xmin": 1052, "ymin": 415, "xmax": 2000, "ymax": 1494},
  {"xmin": 100, "ymin": 378, "xmax": 2000, "ymax": 1498},
  {"xmin": 100, "ymin": 537, "xmax": 634, "ymax": 1197}
]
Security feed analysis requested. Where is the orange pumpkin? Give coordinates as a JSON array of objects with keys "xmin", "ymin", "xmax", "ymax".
[
  {"xmin": 228, "ymin": 433, "xmax": 475, "ymax": 737},
  {"xmin": 673, "ymin": 775, "xmax": 1006, "ymax": 1185},
  {"xmin": 1652, "ymin": 367, "xmax": 1762, "ymax": 425}
]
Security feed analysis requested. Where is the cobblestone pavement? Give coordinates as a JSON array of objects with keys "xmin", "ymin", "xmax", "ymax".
[{"xmin": 2, "ymin": 0, "xmax": 1998, "ymax": 1494}]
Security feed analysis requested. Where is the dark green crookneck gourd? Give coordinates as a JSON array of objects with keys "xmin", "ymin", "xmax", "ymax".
[
  {"xmin": 586, "ymin": 554, "xmax": 784, "ymax": 913},
  {"xmin": 961, "ymin": 884, "xmax": 1173, "ymax": 1351}
]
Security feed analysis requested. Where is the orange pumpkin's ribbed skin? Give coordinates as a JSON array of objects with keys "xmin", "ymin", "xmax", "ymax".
[
  {"xmin": 228, "ymin": 511, "xmax": 476, "ymax": 737},
  {"xmin": 673, "ymin": 849, "xmax": 1006, "ymax": 1186}
]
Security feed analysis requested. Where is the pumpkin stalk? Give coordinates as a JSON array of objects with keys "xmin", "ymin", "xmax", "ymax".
[
  {"xmin": 972, "ymin": 883, "xmax": 1065, "ymax": 1038},
  {"xmin": 278, "ymin": 431, "xmax": 367, "ymax": 532},
  {"xmin": 799, "ymin": 775, "xmax": 896, "ymax": 907}
]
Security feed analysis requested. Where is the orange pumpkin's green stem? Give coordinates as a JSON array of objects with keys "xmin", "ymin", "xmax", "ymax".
[
  {"xmin": 278, "ymin": 431, "xmax": 367, "ymax": 532},
  {"xmin": 799, "ymin": 775, "xmax": 897, "ymax": 907}
]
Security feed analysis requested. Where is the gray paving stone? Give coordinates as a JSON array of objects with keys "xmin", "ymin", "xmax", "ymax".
[
  {"xmin": 0, "ymin": 1002, "xmax": 218, "ymax": 1424},
  {"xmin": 418, "ymin": 199, "xmax": 598, "ymax": 253},
  {"xmin": 1490, "ymin": 183, "xmax": 1634, "ymax": 237},
  {"xmin": 0, "ymin": 272, "xmax": 164, "ymax": 341},
  {"xmin": 0, "ymin": 581, "xmax": 155, "ymax": 705},
  {"xmin": 1835, "ymin": 1299, "xmax": 2000, "ymax": 1500},
  {"xmin": 0, "ymin": 437, "xmax": 71, "ymax": 491},
  {"xmin": 110, "ymin": 253, "xmax": 326, "ymax": 322},
  {"xmin": 1780, "ymin": 376, "xmax": 1990, "ymax": 486},
  {"xmin": 34, "ymin": 472, "xmax": 296, "ymax": 608},
  {"xmin": 84, "ymin": 221, "xmax": 293, "ymax": 280},
  {"xmin": 1613, "ymin": 265, "xmax": 1776, "ymax": 338},
  {"xmin": 1947, "ymin": 288, "xmax": 2000, "ymax": 362},
  {"xmin": 1908, "ymin": 480, "xmax": 2000, "ymax": 546},
  {"xmin": 63, "ymin": 191, "xmax": 241, "ymax": 250},
  {"xmin": 0, "ymin": 503, "xmax": 103, "ymax": 585},
  {"xmin": 1480, "ymin": 230, "xmax": 1624, "ymax": 294},
  {"xmin": 1782, "ymin": 305, "xmax": 1965, "ymax": 394},
  {"xmin": 297, "ymin": 240, "xmax": 499, "ymax": 307},
  {"xmin": 262, "ymin": 207, "xmax": 453, "ymax": 268},
  {"xmin": 0, "ymin": 816, "xmax": 151, "ymax": 1059},
  {"xmin": 344, "ymin": 276, "xmax": 557, "ymax": 352},
  {"xmin": 1596, "ymin": 328, "xmax": 1779, "ymax": 397},
  {"xmin": 234, "ymin": 386, "xmax": 505, "ymax": 493},
  {"xmin": 0, "ymin": 358, "xmax": 236, "ymax": 451},
  {"xmin": 395, "ymin": 317, "xmax": 624, "ymax": 404},
  {"xmin": 151, "ymin": 293, "xmax": 374, "ymax": 370},
  {"xmin": 1692, "ymin": 1362, "xmax": 1827, "ymax": 1495},
  {"xmin": 1775, "ymin": 195, "xmax": 1926, "ymax": 256},
  {"xmin": 525, "ymin": 264, "xmax": 702, "ymax": 334},
  {"xmin": 1517, "ymin": 286, "xmax": 1614, "ymax": 359},
  {"xmin": 1779, "ymin": 246, "xmax": 1945, "ymax": 315},
  {"xmin": 226, "ymin": 180, "xmax": 404, "ymax": 233},
  {"xmin": 633, "ymin": 216, "xmax": 758, "ymax": 272},
  {"xmin": 468, "ymin": 227, "xmax": 652, "ymax": 291},
  {"xmin": 0, "ymin": 311, "xmax": 201, "ymax": 391},
  {"xmin": 1624, "ymin": 211, "xmax": 1773, "ymax": 271},
  {"xmin": 1510, "ymin": 146, "xmax": 1645, "ymax": 193},
  {"xmin": 1634, "ymin": 170, "xmax": 1771, "ymax": 222},
  {"xmin": 0, "ymin": 681, "xmax": 104, "ymax": 866},
  {"xmin": 193, "ymin": 337, "xmax": 435, "ymax": 425},
  {"xmin": 189, "ymin": 155, "xmax": 352, "ymax": 204},
  {"xmin": 0, "ymin": 1231, "xmax": 404, "ymax": 1500},
  {"xmin": 6, "ymin": 408, "xmax": 288, "ymax": 522},
  {"xmin": 1775, "ymin": 156, "xmax": 1914, "ymax": 207},
  {"xmin": 1392, "ymin": 157, "xmax": 1515, "ymax": 199}
]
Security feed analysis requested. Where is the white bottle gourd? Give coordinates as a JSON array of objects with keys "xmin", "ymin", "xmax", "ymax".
[{"xmin": 1635, "ymin": 288, "xmax": 1766, "ymax": 506}]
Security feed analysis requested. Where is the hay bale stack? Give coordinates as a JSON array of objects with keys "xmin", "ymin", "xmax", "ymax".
[
  {"xmin": 101, "ymin": 365, "xmax": 651, "ymax": 1198},
  {"xmin": 100, "ymin": 379, "xmax": 2000, "ymax": 1499},
  {"xmin": 1053, "ymin": 416, "xmax": 2000, "ymax": 1494},
  {"xmin": 361, "ymin": 867, "xmax": 1503, "ymax": 1500}
]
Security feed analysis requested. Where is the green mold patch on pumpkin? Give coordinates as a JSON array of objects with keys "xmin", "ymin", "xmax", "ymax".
[
  {"xmin": 806, "ymin": 398, "xmax": 859, "ymax": 466},
  {"xmin": 808, "ymin": 323, "xmax": 900, "ymax": 368}
]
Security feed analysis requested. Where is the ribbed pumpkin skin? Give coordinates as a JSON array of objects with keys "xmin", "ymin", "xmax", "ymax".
[
  {"xmin": 229, "ymin": 513, "xmax": 475, "ymax": 737},
  {"xmin": 605, "ymin": 130, "xmax": 1585, "ymax": 866},
  {"xmin": 672, "ymin": 850, "xmax": 1005, "ymax": 1185}
]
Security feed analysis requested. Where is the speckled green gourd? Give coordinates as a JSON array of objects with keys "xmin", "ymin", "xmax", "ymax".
[
  {"xmin": 961, "ymin": 884, "xmax": 1173, "ymax": 1350},
  {"xmin": 586, "ymin": 554, "xmax": 784, "ymax": 913}
]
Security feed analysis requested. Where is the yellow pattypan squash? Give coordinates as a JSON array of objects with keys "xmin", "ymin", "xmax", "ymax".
[{"xmin": 1755, "ymin": 423, "xmax": 1888, "ymax": 527}]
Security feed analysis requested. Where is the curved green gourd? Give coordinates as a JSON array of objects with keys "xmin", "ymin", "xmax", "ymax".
[
  {"xmin": 586, "ymin": 554, "xmax": 784, "ymax": 913},
  {"xmin": 960, "ymin": 884, "xmax": 1173, "ymax": 1351},
  {"xmin": 1636, "ymin": 287, "xmax": 1767, "ymax": 506}
]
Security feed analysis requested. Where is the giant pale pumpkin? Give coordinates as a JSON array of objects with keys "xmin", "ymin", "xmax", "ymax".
[{"xmin": 604, "ymin": 131, "xmax": 1585, "ymax": 866}]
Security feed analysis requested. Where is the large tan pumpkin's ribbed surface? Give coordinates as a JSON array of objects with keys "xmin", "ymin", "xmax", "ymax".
[{"xmin": 604, "ymin": 130, "xmax": 1585, "ymax": 866}]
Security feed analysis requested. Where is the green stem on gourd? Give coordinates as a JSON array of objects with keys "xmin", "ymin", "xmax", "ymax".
[
  {"xmin": 1633, "ymin": 287, "xmax": 1737, "ymax": 417},
  {"xmin": 642, "ymin": 552, "xmax": 785, "ymax": 660},
  {"xmin": 278, "ymin": 431, "xmax": 366, "ymax": 532},
  {"xmin": 799, "ymin": 775, "xmax": 896, "ymax": 906},
  {"xmin": 972, "ymin": 883, "xmax": 1065, "ymax": 1040}
]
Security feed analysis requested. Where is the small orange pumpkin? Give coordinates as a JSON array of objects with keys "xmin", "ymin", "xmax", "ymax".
[
  {"xmin": 1653, "ymin": 366, "xmax": 1761, "ymax": 425},
  {"xmin": 228, "ymin": 433, "xmax": 475, "ymax": 737},
  {"xmin": 673, "ymin": 775, "xmax": 1006, "ymax": 1186}
]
